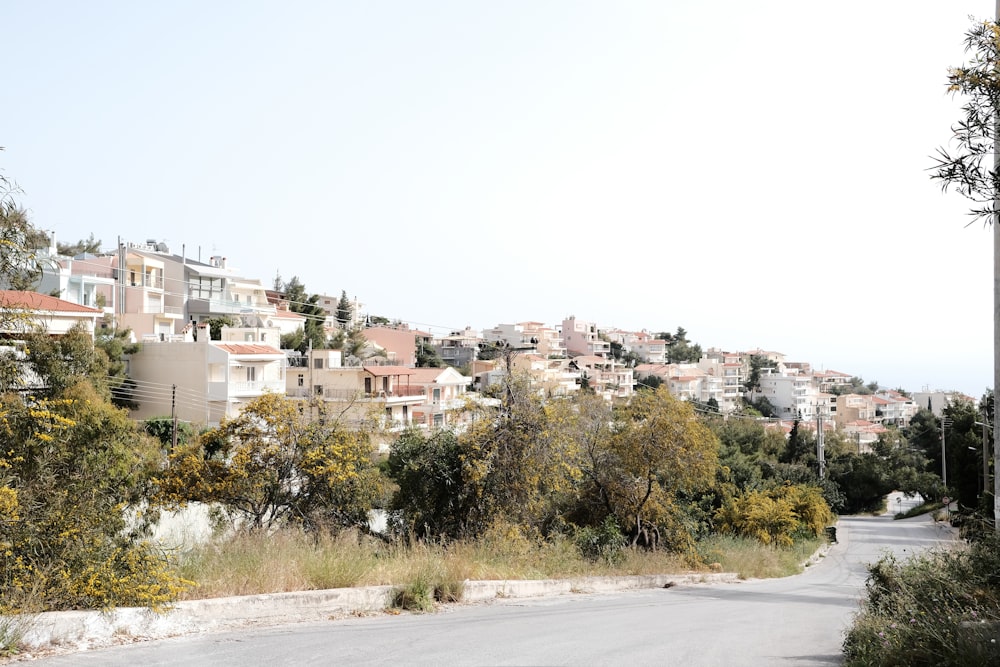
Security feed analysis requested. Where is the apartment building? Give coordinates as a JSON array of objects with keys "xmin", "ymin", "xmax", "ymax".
[
  {"xmin": 561, "ymin": 316, "xmax": 610, "ymax": 358},
  {"xmin": 127, "ymin": 325, "xmax": 286, "ymax": 426}
]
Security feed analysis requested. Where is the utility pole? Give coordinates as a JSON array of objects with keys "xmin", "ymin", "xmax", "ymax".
[
  {"xmin": 171, "ymin": 384, "xmax": 178, "ymax": 453},
  {"xmin": 816, "ymin": 409, "xmax": 825, "ymax": 480},
  {"xmin": 941, "ymin": 417, "xmax": 950, "ymax": 489},
  {"xmin": 994, "ymin": 0, "xmax": 1000, "ymax": 532}
]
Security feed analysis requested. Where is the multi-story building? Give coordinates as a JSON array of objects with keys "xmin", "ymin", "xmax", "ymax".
[
  {"xmin": 561, "ymin": 316, "xmax": 610, "ymax": 358},
  {"xmin": 754, "ymin": 369, "xmax": 823, "ymax": 420},
  {"xmin": 408, "ymin": 366, "xmax": 473, "ymax": 429},
  {"xmin": 127, "ymin": 324, "xmax": 286, "ymax": 426},
  {"xmin": 285, "ymin": 349, "xmax": 425, "ymax": 446},
  {"xmin": 874, "ymin": 389, "xmax": 919, "ymax": 426},
  {"xmin": 568, "ymin": 355, "xmax": 634, "ymax": 401}
]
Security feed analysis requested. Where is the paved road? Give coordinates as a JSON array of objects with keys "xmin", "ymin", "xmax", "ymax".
[{"xmin": 30, "ymin": 495, "xmax": 956, "ymax": 666}]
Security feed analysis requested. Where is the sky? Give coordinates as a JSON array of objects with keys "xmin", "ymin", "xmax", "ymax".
[{"xmin": 2, "ymin": 1, "xmax": 996, "ymax": 397}]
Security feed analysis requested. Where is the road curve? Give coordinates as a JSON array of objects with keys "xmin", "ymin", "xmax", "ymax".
[{"xmin": 28, "ymin": 495, "xmax": 958, "ymax": 666}]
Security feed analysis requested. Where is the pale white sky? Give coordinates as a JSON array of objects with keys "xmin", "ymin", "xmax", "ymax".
[{"xmin": 2, "ymin": 1, "xmax": 995, "ymax": 397}]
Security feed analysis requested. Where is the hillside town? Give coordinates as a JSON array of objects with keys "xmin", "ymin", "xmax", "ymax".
[{"xmin": 7, "ymin": 235, "xmax": 973, "ymax": 452}]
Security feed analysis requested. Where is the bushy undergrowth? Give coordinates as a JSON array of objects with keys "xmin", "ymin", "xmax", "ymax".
[{"xmin": 843, "ymin": 531, "xmax": 1000, "ymax": 666}]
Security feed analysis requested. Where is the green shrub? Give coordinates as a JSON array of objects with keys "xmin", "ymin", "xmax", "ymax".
[
  {"xmin": 573, "ymin": 517, "xmax": 627, "ymax": 565},
  {"xmin": 844, "ymin": 535, "xmax": 1000, "ymax": 666}
]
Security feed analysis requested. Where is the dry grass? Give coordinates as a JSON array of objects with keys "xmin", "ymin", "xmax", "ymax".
[
  {"xmin": 173, "ymin": 526, "xmax": 819, "ymax": 601},
  {"xmin": 696, "ymin": 534, "xmax": 823, "ymax": 579}
]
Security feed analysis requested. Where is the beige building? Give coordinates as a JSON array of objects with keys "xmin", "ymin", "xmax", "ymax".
[
  {"xmin": 127, "ymin": 327, "xmax": 286, "ymax": 426},
  {"xmin": 561, "ymin": 316, "xmax": 610, "ymax": 358}
]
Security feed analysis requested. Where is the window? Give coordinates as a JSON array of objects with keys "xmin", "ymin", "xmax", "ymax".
[
  {"xmin": 433, "ymin": 388, "xmax": 441, "ymax": 403},
  {"xmin": 433, "ymin": 414, "xmax": 444, "ymax": 427},
  {"xmin": 246, "ymin": 367, "xmax": 256, "ymax": 382},
  {"xmin": 314, "ymin": 385, "xmax": 323, "ymax": 395},
  {"xmin": 297, "ymin": 374, "xmax": 304, "ymax": 387},
  {"xmin": 313, "ymin": 358, "xmax": 324, "ymax": 369}
]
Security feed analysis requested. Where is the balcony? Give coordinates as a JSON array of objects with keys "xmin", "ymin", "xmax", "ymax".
[
  {"xmin": 208, "ymin": 379, "xmax": 284, "ymax": 399},
  {"xmin": 187, "ymin": 296, "xmax": 277, "ymax": 317}
]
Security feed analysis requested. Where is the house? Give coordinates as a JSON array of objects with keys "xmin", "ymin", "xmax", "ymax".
[
  {"xmin": 569, "ymin": 355, "xmax": 634, "ymax": 401},
  {"xmin": 126, "ymin": 244, "xmax": 276, "ymax": 331},
  {"xmin": 407, "ymin": 366, "xmax": 473, "ymax": 429},
  {"xmin": 432, "ymin": 327, "xmax": 480, "ymax": 368},
  {"xmin": 285, "ymin": 349, "xmax": 426, "ymax": 447},
  {"xmin": 753, "ymin": 368, "xmax": 823, "ymax": 420},
  {"xmin": 561, "ymin": 316, "xmax": 610, "ymax": 358},
  {"xmin": 874, "ymin": 389, "xmax": 918, "ymax": 426},
  {"xmin": 362, "ymin": 326, "xmax": 419, "ymax": 367},
  {"xmin": 0, "ymin": 290, "xmax": 103, "ymax": 337},
  {"xmin": 510, "ymin": 353, "xmax": 581, "ymax": 398},
  {"xmin": 629, "ymin": 331, "xmax": 668, "ymax": 364},
  {"xmin": 127, "ymin": 325, "xmax": 287, "ymax": 426},
  {"xmin": 34, "ymin": 233, "xmax": 117, "ymax": 316}
]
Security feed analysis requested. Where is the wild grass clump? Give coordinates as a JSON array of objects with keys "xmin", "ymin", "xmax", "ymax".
[
  {"xmin": 0, "ymin": 614, "xmax": 33, "ymax": 658},
  {"xmin": 695, "ymin": 534, "xmax": 823, "ymax": 579},
  {"xmin": 174, "ymin": 528, "xmax": 378, "ymax": 599},
  {"xmin": 843, "ymin": 533, "xmax": 1000, "ymax": 666},
  {"xmin": 174, "ymin": 521, "xmax": 825, "ymax": 603}
]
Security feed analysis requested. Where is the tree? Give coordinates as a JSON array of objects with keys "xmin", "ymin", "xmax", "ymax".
[
  {"xmin": 930, "ymin": 17, "xmax": 1000, "ymax": 530},
  {"xmin": 156, "ymin": 393, "xmax": 383, "ymax": 534},
  {"xmin": 576, "ymin": 388, "xmax": 718, "ymax": 551},
  {"xmin": 1, "ymin": 381, "xmax": 187, "ymax": 612},
  {"xmin": 0, "ymin": 199, "xmax": 47, "ymax": 294},
  {"xmin": 386, "ymin": 428, "xmax": 469, "ymax": 539},
  {"xmin": 743, "ymin": 354, "xmax": 776, "ymax": 393},
  {"xmin": 96, "ymin": 325, "xmax": 141, "ymax": 409},
  {"xmin": 56, "ymin": 234, "xmax": 101, "ymax": 257},
  {"xmin": 336, "ymin": 290, "xmax": 353, "ymax": 328},
  {"xmin": 205, "ymin": 315, "xmax": 236, "ymax": 341},
  {"xmin": 281, "ymin": 277, "xmax": 327, "ymax": 353},
  {"xmin": 416, "ymin": 339, "xmax": 444, "ymax": 368},
  {"xmin": 23, "ymin": 323, "xmax": 111, "ymax": 398}
]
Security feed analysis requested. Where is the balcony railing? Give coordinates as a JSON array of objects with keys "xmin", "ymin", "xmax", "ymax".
[{"xmin": 127, "ymin": 275, "xmax": 164, "ymax": 289}]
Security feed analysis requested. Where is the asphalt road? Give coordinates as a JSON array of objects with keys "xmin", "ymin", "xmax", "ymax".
[{"xmin": 28, "ymin": 494, "xmax": 956, "ymax": 667}]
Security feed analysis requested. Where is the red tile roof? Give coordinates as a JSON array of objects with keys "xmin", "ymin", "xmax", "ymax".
[{"xmin": 0, "ymin": 290, "xmax": 102, "ymax": 314}]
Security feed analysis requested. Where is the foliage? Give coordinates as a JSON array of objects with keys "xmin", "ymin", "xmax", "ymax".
[
  {"xmin": 743, "ymin": 354, "xmax": 777, "ymax": 393},
  {"xmin": 656, "ymin": 327, "xmax": 703, "ymax": 364},
  {"xmin": 576, "ymin": 388, "xmax": 718, "ymax": 552},
  {"xmin": 415, "ymin": 339, "xmax": 444, "ymax": 368},
  {"xmin": 930, "ymin": 18, "xmax": 1000, "ymax": 224},
  {"xmin": 280, "ymin": 276, "xmax": 328, "ymax": 353},
  {"xmin": 0, "ymin": 195, "xmax": 48, "ymax": 294},
  {"xmin": 155, "ymin": 393, "xmax": 383, "ymax": 534},
  {"xmin": 205, "ymin": 315, "xmax": 236, "ymax": 341},
  {"xmin": 843, "ymin": 533, "xmax": 1000, "ymax": 666},
  {"xmin": 335, "ymin": 290, "xmax": 353, "ymax": 327},
  {"xmin": 56, "ymin": 233, "xmax": 101, "ymax": 257},
  {"xmin": 94, "ymin": 325, "xmax": 140, "ymax": 409},
  {"xmin": 143, "ymin": 416, "xmax": 195, "ymax": 450},
  {"xmin": 714, "ymin": 483, "xmax": 833, "ymax": 547},
  {"xmin": 0, "ymin": 381, "xmax": 188, "ymax": 612},
  {"xmin": 572, "ymin": 516, "xmax": 628, "ymax": 565},
  {"xmin": 385, "ymin": 428, "xmax": 470, "ymax": 539},
  {"xmin": 453, "ymin": 371, "xmax": 581, "ymax": 536},
  {"xmin": 22, "ymin": 323, "xmax": 111, "ymax": 399}
]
